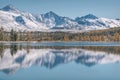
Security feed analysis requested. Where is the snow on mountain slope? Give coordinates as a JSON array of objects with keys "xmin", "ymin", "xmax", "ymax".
[
  {"xmin": 0, "ymin": 48, "xmax": 120, "ymax": 74},
  {"xmin": 75, "ymin": 14, "xmax": 120, "ymax": 30},
  {"xmin": 0, "ymin": 5, "xmax": 120, "ymax": 31},
  {"xmin": 1, "ymin": 4, "xmax": 20, "ymax": 13},
  {"xmin": 39, "ymin": 11, "xmax": 81, "ymax": 29},
  {"xmin": 0, "ymin": 5, "xmax": 48, "ymax": 31}
]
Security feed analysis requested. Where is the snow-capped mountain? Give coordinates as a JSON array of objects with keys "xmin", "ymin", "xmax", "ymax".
[
  {"xmin": 0, "ymin": 4, "xmax": 120, "ymax": 31},
  {"xmin": 0, "ymin": 5, "xmax": 48, "ymax": 31},
  {"xmin": 38, "ymin": 11, "xmax": 80, "ymax": 29},
  {"xmin": 0, "ymin": 48, "xmax": 120, "ymax": 74},
  {"xmin": 1, "ymin": 4, "xmax": 19, "ymax": 12},
  {"xmin": 75, "ymin": 14, "xmax": 120, "ymax": 30}
]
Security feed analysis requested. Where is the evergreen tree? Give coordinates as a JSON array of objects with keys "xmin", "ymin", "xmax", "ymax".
[
  {"xmin": 10, "ymin": 29, "xmax": 18, "ymax": 41},
  {"xmin": 0, "ymin": 27, "xmax": 4, "ymax": 41}
]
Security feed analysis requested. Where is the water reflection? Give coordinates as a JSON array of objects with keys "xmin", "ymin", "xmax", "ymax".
[{"xmin": 0, "ymin": 43, "xmax": 120, "ymax": 74}]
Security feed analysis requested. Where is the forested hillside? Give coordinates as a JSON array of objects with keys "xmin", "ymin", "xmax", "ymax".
[{"xmin": 0, "ymin": 27, "xmax": 120, "ymax": 41}]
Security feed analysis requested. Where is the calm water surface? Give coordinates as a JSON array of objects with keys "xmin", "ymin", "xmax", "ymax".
[{"xmin": 0, "ymin": 42, "xmax": 120, "ymax": 80}]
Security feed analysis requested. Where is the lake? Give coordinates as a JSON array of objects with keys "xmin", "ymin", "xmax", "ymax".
[{"xmin": 0, "ymin": 42, "xmax": 120, "ymax": 80}]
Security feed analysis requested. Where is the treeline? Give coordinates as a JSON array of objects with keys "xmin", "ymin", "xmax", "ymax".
[
  {"xmin": 80, "ymin": 46, "xmax": 120, "ymax": 54},
  {"xmin": 0, "ymin": 27, "xmax": 120, "ymax": 41},
  {"xmin": 1, "ymin": 44, "xmax": 120, "ymax": 58}
]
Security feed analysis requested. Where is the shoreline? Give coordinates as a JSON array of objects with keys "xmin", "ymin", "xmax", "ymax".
[
  {"xmin": 0, "ymin": 41, "xmax": 120, "ymax": 43},
  {"xmin": 0, "ymin": 41, "xmax": 120, "ymax": 47}
]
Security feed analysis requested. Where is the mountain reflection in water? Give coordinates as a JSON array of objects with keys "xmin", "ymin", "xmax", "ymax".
[{"xmin": 0, "ymin": 43, "xmax": 120, "ymax": 74}]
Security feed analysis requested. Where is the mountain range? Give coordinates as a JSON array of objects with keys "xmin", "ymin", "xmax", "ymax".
[{"xmin": 0, "ymin": 4, "xmax": 120, "ymax": 31}]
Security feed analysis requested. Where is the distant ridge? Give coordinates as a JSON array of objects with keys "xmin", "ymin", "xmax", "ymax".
[{"xmin": 0, "ymin": 5, "xmax": 120, "ymax": 31}]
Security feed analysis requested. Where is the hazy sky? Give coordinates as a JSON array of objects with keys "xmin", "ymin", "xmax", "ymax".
[{"xmin": 0, "ymin": 0, "xmax": 120, "ymax": 19}]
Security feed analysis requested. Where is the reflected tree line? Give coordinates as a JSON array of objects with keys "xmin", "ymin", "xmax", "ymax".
[
  {"xmin": 0, "ymin": 43, "xmax": 4, "ymax": 58},
  {"xmin": 80, "ymin": 46, "xmax": 120, "ymax": 54},
  {"xmin": 0, "ymin": 44, "xmax": 120, "ymax": 58},
  {"xmin": 0, "ymin": 43, "xmax": 30, "ymax": 58}
]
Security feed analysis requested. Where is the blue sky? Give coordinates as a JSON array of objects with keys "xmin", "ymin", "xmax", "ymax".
[{"xmin": 0, "ymin": 0, "xmax": 119, "ymax": 19}]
